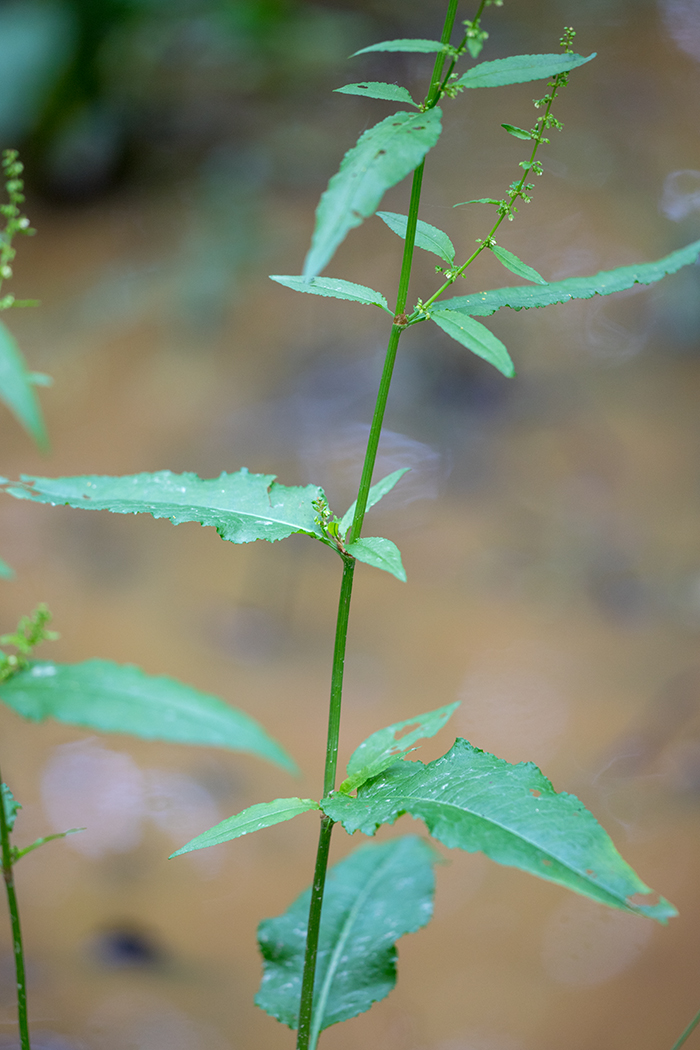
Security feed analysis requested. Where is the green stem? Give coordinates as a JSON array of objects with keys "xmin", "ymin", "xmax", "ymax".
[
  {"xmin": 670, "ymin": 1008, "xmax": 700, "ymax": 1050},
  {"xmin": 296, "ymin": 815, "xmax": 334, "ymax": 1050},
  {"xmin": 0, "ymin": 766, "xmax": 30, "ymax": 1050}
]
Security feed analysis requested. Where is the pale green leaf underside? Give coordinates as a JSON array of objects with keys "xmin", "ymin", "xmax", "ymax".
[
  {"xmin": 377, "ymin": 210, "xmax": 455, "ymax": 264},
  {"xmin": 269, "ymin": 275, "xmax": 390, "ymax": 312},
  {"xmin": 1, "ymin": 783, "xmax": 20, "ymax": 831},
  {"xmin": 171, "ymin": 797, "xmax": 319, "ymax": 857},
  {"xmin": 439, "ymin": 238, "xmax": 700, "ymax": 316},
  {"xmin": 0, "ymin": 318, "xmax": 48, "ymax": 450},
  {"xmin": 256, "ymin": 836, "xmax": 436, "ymax": 1035},
  {"xmin": 341, "ymin": 700, "xmax": 460, "ymax": 793},
  {"xmin": 0, "ymin": 556, "xmax": 14, "ymax": 580},
  {"xmin": 352, "ymin": 39, "xmax": 450, "ymax": 56},
  {"xmin": 322, "ymin": 739, "xmax": 677, "ymax": 923},
  {"xmin": 334, "ymin": 82, "xmax": 417, "ymax": 107},
  {"xmin": 0, "ymin": 660, "xmax": 297, "ymax": 773},
  {"xmin": 490, "ymin": 243, "xmax": 547, "ymax": 284},
  {"xmin": 340, "ymin": 467, "xmax": 409, "ymax": 537},
  {"xmin": 346, "ymin": 536, "xmax": 406, "ymax": 582},
  {"xmin": 454, "ymin": 51, "xmax": 596, "ymax": 89},
  {"xmin": 2, "ymin": 469, "xmax": 324, "ymax": 544},
  {"xmin": 303, "ymin": 108, "xmax": 442, "ymax": 279},
  {"xmin": 430, "ymin": 309, "xmax": 515, "ymax": 377}
]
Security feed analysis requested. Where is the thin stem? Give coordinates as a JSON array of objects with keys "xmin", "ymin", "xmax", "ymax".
[
  {"xmin": 322, "ymin": 557, "xmax": 356, "ymax": 798},
  {"xmin": 296, "ymin": 816, "xmax": 334, "ymax": 1050},
  {"xmin": 670, "ymin": 1008, "xmax": 700, "ymax": 1050},
  {"xmin": 0, "ymin": 766, "xmax": 30, "ymax": 1050}
]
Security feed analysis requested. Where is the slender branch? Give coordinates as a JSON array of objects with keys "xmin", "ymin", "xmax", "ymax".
[
  {"xmin": 0, "ymin": 767, "xmax": 30, "ymax": 1050},
  {"xmin": 670, "ymin": 1008, "xmax": 700, "ymax": 1050}
]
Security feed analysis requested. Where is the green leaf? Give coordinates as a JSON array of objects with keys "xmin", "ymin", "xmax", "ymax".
[
  {"xmin": 377, "ymin": 211, "xmax": 455, "ymax": 264},
  {"xmin": 437, "ymin": 238, "xmax": 700, "ymax": 316},
  {"xmin": 170, "ymin": 798, "xmax": 319, "ymax": 857},
  {"xmin": 489, "ymin": 243, "xmax": 547, "ymax": 284},
  {"xmin": 0, "ymin": 660, "xmax": 298, "ymax": 773},
  {"xmin": 430, "ymin": 309, "xmax": 515, "ymax": 377},
  {"xmin": 322, "ymin": 739, "xmax": 677, "ymax": 923},
  {"xmin": 454, "ymin": 52, "xmax": 596, "ymax": 89},
  {"xmin": 2, "ymin": 468, "xmax": 325, "ymax": 545},
  {"xmin": 454, "ymin": 197, "xmax": 502, "ymax": 207},
  {"xmin": 1, "ymin": 783, "xmax": 20, "ymax": 831},
  {"xmin": 0, "ymin": 317, "xmax": 48, "ymax": 450},
  {"xmin": 345, "ymin": 536, "xmax": 406, "ymax": 582},
  {"xmin": 0, "ymin": 557, "xmax": 14, "ymax": 580},
  {"xmin": 351, "ymin": 39, "xmax": 451, "ymax": 57},
  {"xmin": 501, "ymin": 123, "xmax": 533, "ymax": 140},
  {"xmin": 269, "ymin": 276, "xmax": 390, "ymax": 312},
  {"xmin": 303, "ymin": 108, "xmax": 442, "ymax": 279},
  {"xmin": 13, "ymin": 828, "xmax": 84, "ymax": 863},
  {"xmin": 334, "ymin": 82, "xmax": 417, "ymax": 107},
  {"xmin": 340, "ymin": 701, "xmax": 460, "ymax": 793},
  {"xmin": 339, "ymin": 468, "xmax": 409, "ymax": 537},
  {"xmin": 256, "ymin": 836, "xmax": 436, "ymax": 1037}
]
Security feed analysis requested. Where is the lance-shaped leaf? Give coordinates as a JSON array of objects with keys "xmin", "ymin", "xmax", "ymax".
[
  {"xmin": 334, "ymin": 82, "xmax": 417, "ymax": 107},
  {"xmin": 454, "ymin": 52, "xmax": 595, "ymax": 89},
  {"xmin": 438, "ymin": 238, "xmax": 700, "ymax": 316},
  {"xmin": 256, "ymin": 836, "xmax": 436, "ymax": 1040},
  {"xmin": 340, "ymin": 467, "xmax": 409, "ymax": 537},
  {"xmin": 377, "ymin": 211, "xmax": 455, "ymax": 264},
  {"xmin": 303, "ymin": 108, "xmax": 442, "ymax": 279},
  {"xmin": 430, "ymin": 309, "xmax": 515, "ymax": 377},
  {"xmin": 2, "ymin": 469, "xmax": 324, "ymax": 544},
  {"xmin": 171, "ymin": 798, "xmax": 319, "ymax": 857},
  {"xmin": 0, "ymin": 660, "xmax": 298, "ymax": 773},
  {"xmin": 501, "ymin": 123, "xmax": 533, "ymax": 140},
  {"xmin": 322, "ymin": 738, "xmax": 677, "ymax": 923},
  {"xmin": 13, "ymin": 828, "xmax": 83, "ymax": 863},
  {"xmin": 352, "ymin": 39, "xmax": 451, "ymax": 56},
  {"xmin": 339, "ymin": 701, "xmax": 460, "ymax": 793},
  {"xmin": 269, "ymin": 276, "xmax": 390, "ymax": 312},
  {"xmin": 489, "ymin": 244, "xmax": 547, "ymax": 284},
  {"xmin": 0, "ymin": 318, "xmax": 48, "ymax": 450},
  {"xmin": 346, "ymin": 536, "xmax": 406, "ymax": 582},
  {"xmin": 1, "ymin": 783, "xmax": 20, "ymax": 831}
]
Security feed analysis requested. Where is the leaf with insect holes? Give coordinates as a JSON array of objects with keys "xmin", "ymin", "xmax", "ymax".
[
  {"xmin": 345, "ymin": 536, "xmax": 406, "ymax": 582},
  {"xmin": 501, "ymin": 123, "xmax": 533, "ymax": 140},
  {"xmin": 256, "ymin": 836, "xmax": 437, "ymax": 1037},
  {"xmin": 0, "ymin": 318, "xmax": 48, "ymax": 450},
  {"xmin": 430, "ymin": 309, "xmax": 514, "ymax": 377},
  {"xmin": 171, "ymin": 798, "xmax": 320, "ymax": 857},
  {"xmin": 377, "ymin": 211, "xmax": 455, "ymax": 264},
  {"xmin": 1, "ymin": 783, "xmax": 20, "ymax": 831},
  {"xmin": 302, "ymin": 108, "xmax": 442, "ymax": 279},
  {"xmin": 0, "ymin": 660, "xmax": 297, "ymax": 773},
  {"xmin": 489, "ymin": 244, "xmax": 547, "ymax": 284},
  {"xmin": 322, "ymin": 738, "xmax": 677, "ymax": 923},
  {"xmin": 352, "ymin": 39, "xmax": 452, "ymax": 57},
  {"xmin": 453, "ymin": 52, "xmax": 596, "ymax": 89},
  {"xmin": 339, "ymin": 701, "xmax": 460, "ymax": 793},
  {"xmin": 334, "ymin": 82, "xmax": 417, "ymax": 107},
  {"xmin": 340, "ymin": 468, "xmax": 409, "ymax": 538},
  {"xmin": 437, "ymin": 238, "xmax": 700, "ymax": 316},
  {"xmin": 269, "ymin": 276, "xmax": 390, "ymax": 312}
]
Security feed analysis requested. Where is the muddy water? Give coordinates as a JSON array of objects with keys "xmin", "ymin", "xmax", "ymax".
[{"xmin": 0, "ymin": 2, "xmax": 700, "ymax": 1049}]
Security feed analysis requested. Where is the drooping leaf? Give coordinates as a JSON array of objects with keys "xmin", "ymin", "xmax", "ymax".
[
  {"xmin": 2, "ymin": 469, "xmax": 325, "ymax": 545},
  {"xmin": 454, "ymin": 197, "xmax": 502, "ymax": 207},
  {"xmin": 269, "ymin": 275, "xmax": 391, "ymax": 312},
  {"xmin": 489, "ymin": 243, "xmax": 547, "ymax": 284},
  {"xmin": 13, "ymin": 828, "xmax": 83, "ymax": 863},
  {"xmin": 345, "ymin": 536, "xmax": 406, "ymax": 582},
  {"xmin": 1, "ymin": 783, "xmax": 20, "ymax": 831},
  {"xmin": 171, "ymin": 798, "xmax": 319, "ymax": 857},
  {"xmin": 437, "ymin": 238, "xmax": 700, "ymax": 316},
  {"xmin": 454, "ymin": 52, "xmax": 596, "ymax": 89},
  {"xmin": 0, "ymin": 660, "xmax": 298, "ymax": 773},
  {"xmin": 256, "ymin": 836, "xmax": 436, "ymax": 1039},
  {"xmin": 430, "ymin": 309, "xmax": 515, "ymax": 377},
  {"xmin": 334, "ymin": 82, "xmax": 417, "ymax": 107},
  {"xmin": 339, "ymin": 701, "xmax": 460, "ymax": 793},
  {"xmin": 501, "ymin": 123, "xmax": 533, "ymax": 140},
  {"xmin": 0, "ymin": 317, "xmax": 48, "ymax": 450},
  {"xmin": 377, "ymin": 211, "xmax": 455, "ymax": 264},
  {"xmin": 322, "ymin": 738, "xmax": 677, "ymax": 923},
  {"xmin": 0, "ymin": 557, "xmax": 14, "ymax": 580},
  {"xmin": 351, "ymin": 39, "xmax": 451, "ymax": 57},
  {"xmin": 303, "ymin": 108, "xmax": 442, "ymax": 279},
  {"xmin": 340, "ymin": 468, "xmax": 409, "ymax": 537}
]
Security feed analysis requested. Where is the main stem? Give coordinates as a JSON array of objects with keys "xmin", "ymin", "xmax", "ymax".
[
  {"xmin": 295, "ymin": 4, "xmax": 461, "ymax": 1048},
  {"xmin": 0, "ymin": 765, "xmax": 30, "ymax": 1050}
]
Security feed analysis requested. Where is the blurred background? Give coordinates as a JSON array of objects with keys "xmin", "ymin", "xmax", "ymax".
[{"xmin": 0, "ymin": 0, "xmax": 699, "ymax": 1048}]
